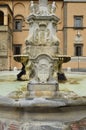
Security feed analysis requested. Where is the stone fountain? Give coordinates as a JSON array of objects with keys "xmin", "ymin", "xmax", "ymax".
[
  {"xmin": 13, "ymin": 0, "xmax": 69, "ymax": 103},
  {"xmin": 14, "ymin": 0, "xmax": 71, "ymax": 99},
  {"xmin": 0, "ymin": 0, "xmax": 86, "ymax": 130},
  {"xmin": 14, "ymin": 0, "xmax": 70, "ymax": 91}
]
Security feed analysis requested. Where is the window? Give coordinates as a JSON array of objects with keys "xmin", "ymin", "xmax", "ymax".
[
  {"xmin": 74, "ymin": 16, "xmax": 83, "ymax": 28},
  {"xmin": 14, "ymin": 19, "xmax": 22, "ymax": 31},
  {"xmin": 14, "ymin": 45, "xmax": 21, "ymax": 55},
  {"xmin": 0, "ymin": 11, "xmax": 4, "ymax": 25},
  {"xmin": 74, "ymin": 44, "xmax": 83, "ymax": 56}
]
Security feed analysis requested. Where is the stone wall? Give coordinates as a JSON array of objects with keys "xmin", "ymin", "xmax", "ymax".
[{"xmin": 0, "ymin": 30, "xmax": 12, "ymax": 70}]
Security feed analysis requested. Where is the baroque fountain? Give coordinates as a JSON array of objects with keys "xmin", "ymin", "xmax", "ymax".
[
  {"xmin": 0, "ymin": 0, "xmax": 86, "ymax": 130},
  {"xmin": 14, "ymin": 0, "xmax": 71, "ymax": 98},
  {"xmin": 15, "ymin": 0, "xmax": 70, "ymax": 83}
]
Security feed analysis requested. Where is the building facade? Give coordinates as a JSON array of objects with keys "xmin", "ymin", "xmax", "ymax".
[{"xmin": 0, "ymin": 0, "xmax": 86, "ymax": 71}]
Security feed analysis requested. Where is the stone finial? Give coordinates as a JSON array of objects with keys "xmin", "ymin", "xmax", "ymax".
[
  {"xmin": 30, "ymin": 1, "xmax": 35, "ymax": 14},
  {"xmin": 51, "ymin": 1, "xmax": 56, "ymax": 14}
]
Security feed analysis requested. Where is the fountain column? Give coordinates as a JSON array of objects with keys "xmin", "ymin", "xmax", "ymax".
[{"xmin": 25, "ymin": 0, "xmax": 61, "ymax": 98}]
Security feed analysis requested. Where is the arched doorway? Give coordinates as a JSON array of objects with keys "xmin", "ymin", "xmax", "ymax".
[{"xmin": 0, "ymin": 11, "xmax": 4, "ymax": 25}]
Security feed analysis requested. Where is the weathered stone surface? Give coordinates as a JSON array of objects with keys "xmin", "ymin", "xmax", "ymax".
[
  {"xmin": 0, "ymin": 95, "xmax": 86, "ymax": 108},
  {"xmin": 8, "ymin": 91, "xmax": 29, "ymax": 100},
  {"xmin": 0, "ymin": 1, "xmax": 85, "ymax": 130},
  {"xmin": 69, "ymin": 118, "xmax": 86, "ymax": 130},
  {"xmin": 27, "ymin": 83, "xmax": 58, "ymax": 91},
  {"xmin": 0, "ymin": 30, "xmax": 12, "ymax": 70},
  {"xmin": 28, "ymin": 91, "xmax": 56, "ymax": 98},
  {"xmin": 14, "ymin": 0, "xmax": 71, "ymax": 84},
  {"xmin": 0, "ymin": 117, "xmax": 86, "ymax": 130},
  {"xmin": 25, "ymin": 46, "xmax": 58, "ymax": 59}
]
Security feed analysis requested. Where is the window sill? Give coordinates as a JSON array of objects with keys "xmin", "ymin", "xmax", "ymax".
[
  {"xmin": 13, "ymin": 29, "xmax": 22, "ymax": 32},
  {"xmin": 73, "ymin": 27, "xmax": 83, "ymax": 30}
]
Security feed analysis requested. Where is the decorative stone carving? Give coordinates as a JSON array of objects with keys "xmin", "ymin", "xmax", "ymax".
[
  {"xmin": 14, "ymin": 55, "xmax": 33, "ymax": 80},
  {"xmin": 35, "ymin": 56, "xmax": 52, "ymax": 83},
  {"xmin": 29, "ymin": 0, "xmax": 57, "ymax": 16},
  {"xmin": 30, "ymin": 1, "xmax": 35, "ymax": 14},
  {"xmin": 35, "ymin": 24, "xmax": 50, "ymax": 45},
  {"xmin": 14, "ymin": 0, "xmax": 71, "ymax": 92},
  {"xmin": 25, "ymin": 33, "xmax": 34, "ymax": 45},
  {"xmin": 51, "ymin": 1, "xmax": 56, "ymax": 14},
  {"xmin": 26, "ymin": 15, "xmax": 60, "ymax": 46},
  {"xmin": 29, "ymin": 1, "xmax": 39, "ymax": 15},
  {"xmin": 52, "ymin": 34, "xmax": 60, "ymax": 46},
  {"xmin": 38, "ymin": 0, "xmax": 49, "ymax": 16},
  {"xmin": 28, "ymin": 55, "xmax": 53, "ymax": 84},
  {"xmin": 75, "ymin": 31, "xmax": 83, "ymax": 43}
]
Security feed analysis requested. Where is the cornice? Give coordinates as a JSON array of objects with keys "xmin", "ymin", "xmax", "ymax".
[
  {"xmin": 64, "ymin": 0, "xmax": 86, "ymax": 2},
  {"xmin": 0, "ymin": 0, "xmax": 64, "ymax": 1}
]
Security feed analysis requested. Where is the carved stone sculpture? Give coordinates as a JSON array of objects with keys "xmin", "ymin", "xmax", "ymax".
[
  {"xmin": 14, "ymin": 0, "xmax": 71, "ymax": 94},
  {"xmin": 51, "ymin": 1, "xmax": 56, "ymax": 14}
]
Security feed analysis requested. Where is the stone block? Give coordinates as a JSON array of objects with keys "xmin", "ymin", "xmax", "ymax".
[
  {"xmin": 28, "ymin": 91, "xmax": 57, "ymax": 98},
  {"xmin": 27, "ymin": 83, "xmax": 58, "ymax": 91}
]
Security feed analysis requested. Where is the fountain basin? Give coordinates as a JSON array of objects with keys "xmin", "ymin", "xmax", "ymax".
[
  {"xmin": 14, "ymin": 55, "xmax": 29, "ymax": 63},
  {"xmin": 54, "ymin": 55, "xmax": 71, "ymax": 63},
  {"xmin": 0, "ymin": 71, "xmax": 86, "ymax": 130}
]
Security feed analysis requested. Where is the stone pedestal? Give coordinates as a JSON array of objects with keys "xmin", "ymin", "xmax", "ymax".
[{"xmin": 27, "ymin": 83, "xmax": 58, "ymax": 98}]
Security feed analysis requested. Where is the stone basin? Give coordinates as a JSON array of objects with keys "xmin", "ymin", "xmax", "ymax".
[
  {"xmin": 14, "ymin": 55, "xmax": 29, "ymax": 63},
  {"xmin": 53, "ymin": 55, "xmax": 71, "ymax": 63},
  {"xmin": 14, "ymin": 54, "xmax": 71, "ymax": 64},
  {"xmin": 0, "ymin": 71, "xmax": 86, "ymax": 130}
]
